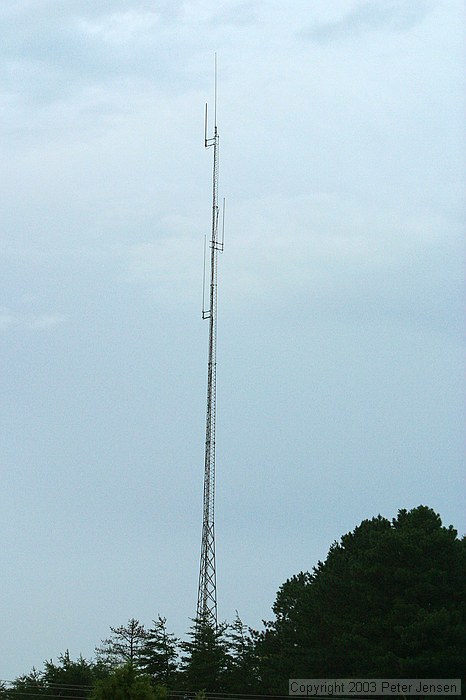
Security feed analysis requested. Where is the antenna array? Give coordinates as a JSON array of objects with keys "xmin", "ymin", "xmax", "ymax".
[{"xmin": 197, "ymin": 56, "xmax": 224, "ymax": 627}]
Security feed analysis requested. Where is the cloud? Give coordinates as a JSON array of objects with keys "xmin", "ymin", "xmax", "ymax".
[
  {"xmin": 0, "ymin": 308, "xmax": 67, "ymax": 331},
  {"xmin": 301, "ymin": 0, "xmax": 433, "ymax": 43},
  {"xmin": 29, "ymin": 313, "xmax": 67, "ymax": 329},
  {"xmin": 0, "ymin": 0, "xmax": 191, "ymax": 110},
  {"xmin": 0, "ymin": 309, "xmax": 18, "ymax": 330},
  {"xmin": 124, "ymin": 229, "xmax": 202, "ymax": 306},
  {"xmin": 216, "ymin": 190, "xmax": 463, "ymax": 338},
  {"xmin": 209, "ymin": 1, "xmax": 259, "ymax": 27},
  {"xmin": 107, "ymin": 178, "xmax": 462, "ymax": 339}
]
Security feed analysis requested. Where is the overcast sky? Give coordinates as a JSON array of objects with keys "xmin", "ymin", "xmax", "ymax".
[{"xmin": 1, "ymin": 0, "xmax": 464, "ymax": 681}]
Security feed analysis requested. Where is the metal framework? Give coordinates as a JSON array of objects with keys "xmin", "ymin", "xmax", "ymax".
[{"xmin": 197, "ymin": 58, "xmax": 224, "ymax": 627}]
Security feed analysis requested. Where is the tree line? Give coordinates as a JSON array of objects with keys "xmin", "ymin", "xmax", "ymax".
[{"xmin": 2, "ymin": 506, "xmax": 465, "ymax": 697}]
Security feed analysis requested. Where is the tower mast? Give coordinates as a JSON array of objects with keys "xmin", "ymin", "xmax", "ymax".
[{"xmin": 197, "ymin": 56, "xmax": 224, "ymax": 627}]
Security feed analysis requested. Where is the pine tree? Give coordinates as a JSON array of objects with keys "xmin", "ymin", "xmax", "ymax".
[
  {"xmin": 3, "ymin": 652, "xmax": 107, "ymax": 700},
  {"xmin": 255, "ymin": 506, "xmax": 466, "ymax": 690},
  {"xmin": 90, "ymin": 664, "xmax": 155, "ymax": 700},
  {"xmin": 224, "ymin": 612, "xmax": 258, "ymax": 693},
  {"xmin": 6, "ymin": 668, "xmax": 46, "ymax": 699},
  {"xmin": 180, "ymin": 617, "xmax": 229, "ymax": 692},
  {"xmin": 95, "ymin": 619, "xmax": 147, "ymax": 670},
  {"xmin": 42, "ymin": 650, "xmax": 102, "ymax": 697},
  {"xmin": 139, "ymin": 616, "xmax": 178, "ymax": 685}
]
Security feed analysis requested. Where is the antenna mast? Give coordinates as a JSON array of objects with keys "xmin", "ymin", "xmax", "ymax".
[{"xmin": 197, "ymin": 55, "xmax": 224, "ymax": 627}]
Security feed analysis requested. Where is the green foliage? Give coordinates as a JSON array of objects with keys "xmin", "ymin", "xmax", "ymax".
[
  {"xmin": 223, "ymin": 612, "xmax": 258, "ymax": 692},
  {"xmin": 6, "ymin": 669, "xmax": 46, "ymax": 699},
  {"xmin": 139, "ymin": 616, "xmax": 178, "ymax": 685},
  {"xmin": 256, "ymin": 506, "xmax": 466, "ymax": 691},
  {"xmin": 42, "ymin": 650, "xmax": 103, "ymax": 696},
  {"xmin": 95, "ymin": 619, "xmax": 147, "ymax": 670},
  {"xmin": 152, "ymin": 685, "xmax": 169, "ymax": 700},
  {"xmin": 180, "ymin": 617, "xmax": 229, "ymax": 691},
  {"xmin": 4, "ymin": 653, "xmax": 105, "ymax": 699},
  {"xmin": 90, "ymin": 664, "xmax": 156, "ymax": 700}
]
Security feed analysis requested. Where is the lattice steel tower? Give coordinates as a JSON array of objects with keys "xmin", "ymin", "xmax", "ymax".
[{"xmin": 197, "ymin": 58, "xmax": 224, "ymax": 627}]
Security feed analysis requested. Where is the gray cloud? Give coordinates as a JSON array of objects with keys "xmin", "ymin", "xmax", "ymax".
[
  {"xmin": 0, "ymin": 307, "xmax": 67, "ymax": 330},
  {"xmin": 301, "ymin": 0, "xmax": 433, "ymax": 43},
  {"xmin": 0, "ymin": 0, "xmax": 195, "ymax": 109},
  {"xmin": 209, "ymin": 1, "xmax": 259, "ymax": 27}
]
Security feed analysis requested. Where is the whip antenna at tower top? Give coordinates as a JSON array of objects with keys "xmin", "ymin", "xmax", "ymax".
[
  {"xmin": 204, "ymin": 53, "xmax": 219, "ymax": 147},
  {"xmin": 214, "ymin": 52, "xmax": 218, "ymax": 130}
]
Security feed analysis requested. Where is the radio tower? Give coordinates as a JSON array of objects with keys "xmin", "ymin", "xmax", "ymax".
[{"xmin": 197, "ymin": 56, "xmax": 224, "ymax": 628}]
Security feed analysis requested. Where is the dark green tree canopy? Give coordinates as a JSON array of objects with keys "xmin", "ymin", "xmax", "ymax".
[
  {"xmin": 2, "ymin": 652, "xmax": 107, "ymax": 699},
  {"xmin": 139, "ymin": 616, "xmax": 179, "ymax": 684},
  {"xmin": 223, "ymin": 612, "xmax": 258, "ymax": 693},
  {"xmin": 42, "ymin": 650, "xmax": 107, "ymax": 695},
  {"xmin": 180, "ymin": 617, "xmax": 229, "ymax": 692},
  {"xmin": 90, "ymin": 664, "xmax": 156, "ymax": 700},
  {"xmin": 256, "ymin": 506, "xmax": 466, "ymax": 691}
]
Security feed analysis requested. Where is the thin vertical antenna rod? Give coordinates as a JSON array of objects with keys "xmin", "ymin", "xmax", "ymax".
[
  {"xmin": 197, "ymin": 55, "xmax": 224, "ymax": 628},
  {"xmin": 214, "ymin": 52, "xmax": 218, "ymax": 129}
]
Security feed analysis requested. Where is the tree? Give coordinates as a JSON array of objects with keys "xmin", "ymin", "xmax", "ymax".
[
  {"xmin": 180, "ymin": 617, "xmax": 229, "ymax": 691},
  {"xmin": 96, "ymin": 619, "xmax": 147, "ymax": 670},
  {"xmin": 139, "ymin": 616, "xmax": 179, "ymax": 685},
  {"xmin": 3, "ymin": 652, "xmax": 108, "ymax": 700},
  {"xmin": 255, "ymin": 506, "xmax": 466, "ymax": 691},
  {"xmin": 4, "ymin": 669, "xmax": 46, "ymax": 700},
  {"xmin": 223, "ymin": 612, "xmax": 258, "ymax": 693},
  {"xmin": 90, "ymin": 664, "xmax": 156, "ymax": 700},
  {"xmin": 43, "ymin": 650, "xmax": 105, "ymax": 697}
]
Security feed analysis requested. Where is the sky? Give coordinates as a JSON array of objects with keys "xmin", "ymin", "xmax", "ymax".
[{"xmin": 1, "ymin": 0, "xmax": 465, "ymax": 681}]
